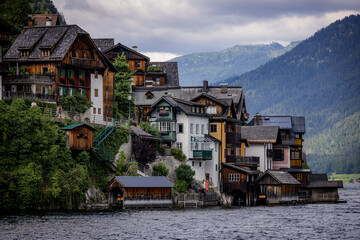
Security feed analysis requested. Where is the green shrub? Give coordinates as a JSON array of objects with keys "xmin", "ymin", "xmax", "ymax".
[
  {"xmin": 175, "ymin": 164, "xmax": 195, "ymax": 188},
  {"xmin": 139, "ymin": 121, "xmax": 161, "ymax": 137},
  {"xmin": 174, "ymin": 180, "xmax": 188, "ymax": 193},
  {"xmin": 152, "ymin": 162, "xmax": 169, "ymax": 176},
  {"xmin": 171, "ymin": 147, "xmax": 187, "ymax": 162}
]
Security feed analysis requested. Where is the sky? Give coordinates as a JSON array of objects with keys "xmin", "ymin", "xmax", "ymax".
[{"xmin": 53, "ymin": 0, "xmax": 360, "ymax": 61}]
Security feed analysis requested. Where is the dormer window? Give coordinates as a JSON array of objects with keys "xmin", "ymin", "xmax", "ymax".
[
  {"xmin": 42, "ymin": 50, "xmax": 50, "ymax": 57},
  {"xmin": 146, "ymin": 91, "xmax": 153, "ymax": 99},
  {"xmin": 20, "ymin": 50, "xmax": 29, "ymax": 58}
]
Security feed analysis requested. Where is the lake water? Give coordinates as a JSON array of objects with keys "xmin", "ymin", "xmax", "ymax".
[{"xmin": 1, "ymin": 184, "xmax": 359, "ymax": 240}]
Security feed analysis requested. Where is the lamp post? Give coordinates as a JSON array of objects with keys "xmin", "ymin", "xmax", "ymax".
[{"xmin": 128, "ymin": 94, "xmax": 131, "ymax": 126}]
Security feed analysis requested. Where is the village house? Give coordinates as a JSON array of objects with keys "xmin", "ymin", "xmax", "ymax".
[
  {"xmin": 3, "ymin": 25, "xmax": 116, "ymax": 122},
  {"xmin": 241, "ymin": 125, "xmax": 282, "ymax": 172},
  {"xmin": 94, "ymin": 39, "xmax": 181, "ymax": 122},
  {"xmin": 191, "ymin": 92, "xmax": 247, "ymax": 164},
  {"xmin": 0, "ymin": 19, "xmax": 20, "ymax": 101},
  {"xmin": 107, "ymin": 176, "xmax": 174, "ymax": 208},
  {"xmin": 28, "ymin": 14, "xmax": 61, "ymax": 27},
  {"xmin": 221, "ymin": 162, "xmax": 261, "ymax": 206},
  {"xmin": 60, "ymin": 123, "xmax": 97, "ymax": 151},
  {"xmin": 255, "ymin": 170, "xmax": 300, "ymax": 205},
  {"xmin": 249, "ymin": 115, "xmax": 306, "ymax": 169},
  {"xmin": 146, "ymin": 96, "xmax": 220, "ymax": 189}
]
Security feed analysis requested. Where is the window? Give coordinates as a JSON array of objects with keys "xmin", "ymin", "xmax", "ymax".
[
  {"xmin": 160, "ymin": 122, "xmax": 171, "ymax": 131},
  {"xmin": 69, "ymin": 88, "xmax": 75, "ymax": 96},
  {"xmin": 297, "ymin": 173, "xmax": 303, "ymax": 181},
  {"xmin": 58, "ymin": 87, "xmax": 66, "ymax": 96},
  {"xmin": 199, "ymin": 162, "xmax": 202, "ymax": 167},
  {"xmin": 95, "ymin": 89, "xmax": 99, "ymax": 97},
  {"xmin": 207, "ymin": 107, "xmax": 217, "ymax": 114},
  {"xmin": 42, "ymin": 67, "xmax": 48, "ymax": 74},
  {"xmin": 94, "ymin": 71, "xmax": 98, "ymax": 79},
  {"xmin": 210, "ymin": 124, "xmax": 217, "ymax": 133},
  {"xmin": 196, "ymin": 124, "xmax": 199, "ymax": 134},
  {"xmin": 134, "ymin": 61, "xmax": 140, "ymax": 68},
  {"xmin": 229, "ymin": 173, "xmax": 240, "ymax": 182},
  {"xmin": 79, "ymin": 70, "xmax": 85, "ymax": 79},
  {"xmin": 191, "ymin": 106, "xmax": 195, "ymax": 113},
  {"xmin": 273, "ymin": 149, "xmax": 284, "ymax": 161},
  {"xmin": 176, "ymin": 142, "xmax": 183, "ymax": 150},
  {"xmin": 98, "ymin": 108, "xmax": 101, "ymax": 114},
  {"xmin": 146, "ymin": 92, "xmax": 153, "ymax": 99},
  {"xmin": 201, "ymin": 124, "xmax": 204, "ymax": 134},
  {"xmin": 192, "ymin": 161, "xmax": 194, "ymax": 167},
  {"xmin": 215, "ymin": 164, "xmax": 218, "ymax": 171},
  {"xmin": 156, "ymin": 78, "xmax": 160, "ymax": 85},
  {"xmin": 93, "ymin": 108, "xmax": 96, "ymax": 114},
  {"xmin": 42, "ymin": 50, "xmax": 50, "ymax": 57},
  {"xmin": 79, "ymin": 88, "xmax": 85, "ymax": 95},
  {"xmin": 190, "ymin": 123, "xmax": 193, "ymax": 134},
  {"xmin": 178, "ymin": 123, "xmax": 183, "ymax": 133},
  {"xmin": 20, "ymin": 50, "xmax": 29, "ymax": 58}
]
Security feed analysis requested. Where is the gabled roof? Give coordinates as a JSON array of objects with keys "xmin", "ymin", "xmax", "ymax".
[
  {"xmin": 4, "ymin": 25, "xmax": 88, "ymax": 61},
  {"xmin": 256, "ymin": 170, "xmax": 300, "ymax": 185},
  {"xmin": 191, "ymin": 92, "xmax": 230, "ymax": 107},
  {"xmin": 103, "ymin": 42, "xmax": 150, "ymax": 61},
  {"xmin": 241, "ymin": 126, "xmax": 281, "ymax": 143},
  {"xmin": 222, "ymin": 162, "xmax": 261, "ymax": 175},
  {"xmin": 60, "ymin": 123, "xmax": 97, "ymax": 131},
  {"xmin": 250, "ymin": 116, "xmax": 292, "ymax": 129},
  {"xmin": 147, "ymin": 96, "xmax": 208, "ymax": 117},
  {"xmin": 93, "ymin": 38, "xmax": 115, "ymax": 52},
  {"xmin": 114, "ymin": 176, "xmax": 174, "ymax": 188},
  {"xmin": 130, "ymin": 126, "xmax": 160, "ymax": 141},
  {"xmin": 149, "ymin": 62, "xmax": 179, "ymax": 87}
]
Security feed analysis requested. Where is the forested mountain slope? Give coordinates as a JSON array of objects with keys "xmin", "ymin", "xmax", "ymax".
[
  {"xmin": 225, "ymin": 15, "xmax": 360, "ymax": 174},
  {"xmin": 170, "ymin": 42, "xmax": 299, "ymax": 86}
]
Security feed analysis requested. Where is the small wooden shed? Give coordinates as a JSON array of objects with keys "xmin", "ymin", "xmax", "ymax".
[
  {"xmin": 308, "ymin": 174, "xmax": 343, "ymax": 202},
  {"xmin": 107, "ymin": 176, "xmax": 174, "ymax": 208},
  {"xmin": 255, "ymin": 170, "xmax": 300, "ymax": 205},
  {"xmin": 60, "ymin": 123, "xmax": 97, "ymax": 150}
]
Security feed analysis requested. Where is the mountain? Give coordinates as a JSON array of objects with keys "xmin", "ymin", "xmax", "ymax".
[
  {"xmin": 170, "ymin": 42, "xmax": 299, "ymax": 86},
  {"xmin": 224, "ymin": 15, "xmax": 360, "ymax": 174}
]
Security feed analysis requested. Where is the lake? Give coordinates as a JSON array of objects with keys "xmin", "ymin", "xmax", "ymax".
[{"xmin": 1, "ymin": 184, "xmax": 359, "ymax": 239}]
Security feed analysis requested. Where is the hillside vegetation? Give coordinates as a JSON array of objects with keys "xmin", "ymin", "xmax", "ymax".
[
  {"xmin": 224, "ymin": 15, "xmax": 360, "ymax": 174},
  {"xmin": 170, "ymin": 42, "xmax": 299, "ymax": 86}
]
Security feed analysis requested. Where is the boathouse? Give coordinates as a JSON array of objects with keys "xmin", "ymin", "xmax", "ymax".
[
  {"xmin": 308, "ymin": 174, "xmax": 343, "ymax": 202},
  {"xmin": 107, "ymin": 176, "xmax": 174, "ymax": 208},
  {"xmin": 255, "ymin": 170, "xmax": 300, "ymax": 205},
  {"xmin": 60, "ymin": 123, "xmax": 97, "ymax": 150}
]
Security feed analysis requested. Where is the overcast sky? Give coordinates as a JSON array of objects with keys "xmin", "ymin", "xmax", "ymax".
[{"xmin": 53, "ymin": 0, "xmax": 360, "ymax": 61}]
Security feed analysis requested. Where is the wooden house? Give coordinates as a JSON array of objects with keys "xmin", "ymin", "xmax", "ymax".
[
  {"xmin": 255, "ymin": 170, "xmax": 300, "ymax": 205},
  {"xmin": 107, "ymin": 176, "xmax": 174, "ymax": 208},
  {"xmin": 307, "ymin": 174, "xmax": 343, "ymax": 202},
  {"xmin": 221, "ymin": 162, "xmax": 261, "ymax": 206},
  {"xmin": 60, "ymin": 123, "xmax": 97, "ymax": 150},
  {"xmin": 0, "ymin": 19, "xmax": 20, "ymax": 100},
  {"xmin": 191, "ymin": 92, "xmax": 247, "ymax": 164},
  {"xmin": 181, "ymin": 80, "xmax": 248, "ymax": 122},
  {"xmin": 3, "ymin": 25, "xmax": 116, "ymax": 121}
]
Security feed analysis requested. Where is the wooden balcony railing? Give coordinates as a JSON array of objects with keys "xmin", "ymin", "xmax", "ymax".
[
  {"xmin": 5, "ymin": 74, "xmax": 55, "ymax": 85},
  {"xmin": 2, "ymin": 91, "xmax": 56, "ymax": 102}
]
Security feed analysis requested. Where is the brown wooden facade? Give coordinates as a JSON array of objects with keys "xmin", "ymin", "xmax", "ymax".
[{"xmin": 60, "ymin": 123, "xmax": 96, "ymax": 150}]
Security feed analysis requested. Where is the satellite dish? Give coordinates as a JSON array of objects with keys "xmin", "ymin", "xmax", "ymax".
[
  {"xmin": 244, "ymin": 112, "xmax": 250, "ymax": 120},
  {"xmin": 209, "ymin": 143, "xmax": 214, "ymax": 149}
]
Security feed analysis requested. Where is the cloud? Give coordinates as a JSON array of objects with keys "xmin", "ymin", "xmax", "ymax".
[{"xmin": 53, "ymin": 0, "xmax": 360, "ymax": 56}]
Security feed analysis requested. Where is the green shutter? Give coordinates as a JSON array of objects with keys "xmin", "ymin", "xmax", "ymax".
[
  {"xmin": 58, "ymin": 69, "xmax": 61, "ymax": 77},
  {"xmin": 82, "ymin": 89, "xmax": 85, "ymax": 95},
  {"xmin": 72, "ymin": 89, "xmax": 75, "ymax": 95},
  {"xmin": 62, "ymin": 69, "xmax": 65, "ymax": 77},
  {"xmin": 82, "ymin": 71, "xmax": 85, "ymax": 79},
  {"xmin": 59, "ymin": 88, "xmax": 62, "ymax": 95},
  {"xmin": 63, "ymin": 88, "xmax": 66, "ymax": 96}
]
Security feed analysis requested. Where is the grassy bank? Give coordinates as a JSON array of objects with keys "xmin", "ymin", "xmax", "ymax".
[{"xmin": 328, "ymin": 173, "xmax": 360, "ymax": 183}]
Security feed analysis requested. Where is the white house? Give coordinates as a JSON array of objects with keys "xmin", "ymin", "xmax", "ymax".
[
  {"xmin": 241, "ymin": 126, "xmax": 281, "ymax": 172},
  {"xmin": 147, "ymin": 96, "xmax": 220, "ymax": 189}
]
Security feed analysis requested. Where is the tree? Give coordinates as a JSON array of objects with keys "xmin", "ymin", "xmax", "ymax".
[
  {"xmin": 112, "ymin": 54, "xmax": 136, "ymax": 118},
  {"xmin": 175, "ymin": 164, "xmax": 195, "ymax": 188},
  {"xmin": 57, "ymin": 94, "xmax": 92, "ymax": 114},
  {"xmin": 152, "ymin": 162, "xmax": 169, "ymax": 176},
  {"xmin": 139, "ymin": 122, "xmax": 161, "ymax": 137},
  {"xmin": 0, "ymin": 0, "xmax": 32, "ymax": 31}
]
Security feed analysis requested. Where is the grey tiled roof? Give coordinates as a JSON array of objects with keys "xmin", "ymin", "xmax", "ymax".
[
  {"xmin": 4, "ymin": 25, "xmax": 88, "ymax": 61},
  {"xmin": 241, "ymin": 126, "xmax": 280, "ymax": 143},
  {"xmin": 132, "ymin": 87, "xmax": 181, "ymax": 107},
  {"xmin": 130, "ymin": 126, "xmax": 160, "ymax": 141},
  {"xmin": 292, "ymin": 116, "xmax": 306, "ymax": 133},
  {"xmin": 149, "ymin": 62, "xmax": 179, "ymax": 87},
  {"xmin": 257, "ymin": 170, "xmax": 300, "ymax": 185},
  {"xmin": 115, "ymin": 176, "xmax": 174, "ymax": 188},
  {"xmin": 93, "ymin": 38, "xmax": 115, "ymax": 52},
  {"xmin": 103, "ymin": 42, "xmax": 150, "ymax": 61},
  {"xmin": 222, "ymin": 162, "xmax": 261, "ymax": 175}
]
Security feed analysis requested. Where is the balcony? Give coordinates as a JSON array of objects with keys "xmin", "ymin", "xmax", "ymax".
[
  {"xmin": 160, "ymin": 131, "xmax": 176, "ymax": 141},
  {"xmin": 295, "ymin": 138, "xmax": 303, "ymax": 146},
  {"xmin": 192, "ymin": 150, "xmax": 212, "ymax": 160},
  {"xmin": 4, "ymin": 74, "xmax": 55, "ymax": 85},
  {"xmin": 2, "ymin": 91, "xmax": 55, "ymax": 102},
  {"xmin": 290, "ymin": 159, "xmax": 302, "ymax": 168},
  {"xmin": 68, "ymin": 57, "xmax": 98, "ymax": 69}
]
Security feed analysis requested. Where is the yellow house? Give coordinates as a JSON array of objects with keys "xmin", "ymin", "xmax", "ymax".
[{"xmin": 191, "ymin": 93, "xmax": 247, "ymax": 163}]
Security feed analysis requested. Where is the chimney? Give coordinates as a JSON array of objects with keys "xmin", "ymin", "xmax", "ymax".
[
  {"xmin": 46, "ymin": 17, "xmax": 52, "ymax": 26},
  {"xmin": 132, "ymin": 46, "xmax": 138, "ymax": 51},
  {"xmin": 203, "ymin": 80, "xmax": 208, "ymax": 93},
  {"xmin": 28, "ymin": 17, "xmax": 35, "ymax": 26},
  {"xmin": 254, "ymin": 113, "xmax": 263, "ymax": 126},
  {"xmin": 220, "ymin": 83, "xmax": 228, "ymax": 93}
]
